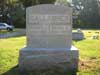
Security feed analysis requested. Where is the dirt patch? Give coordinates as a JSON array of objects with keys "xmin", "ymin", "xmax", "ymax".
[{"xmin": 79, "ymin": 59, "xmax": 98, "ymax": 71}]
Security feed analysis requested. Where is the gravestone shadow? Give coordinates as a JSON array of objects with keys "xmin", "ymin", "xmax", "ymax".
[
  {"xmin": 1, "ymin": 65, "xmax": 29, "ymax": 75},
  {"xmin": 2, "ymin": 65, "xmax": 77, "ymax": 75},
  {"xmin": 2, "ymin": 65, "xmax": 19, "ymax": 75}
]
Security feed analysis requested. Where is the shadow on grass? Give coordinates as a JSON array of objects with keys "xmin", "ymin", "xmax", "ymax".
[
  {"xmin": 7, "ymin": 35, "xmax": 25, "ymax": 38},
  {"xmin": 2, "ymin": 65, "xmax": 19, "ymax": 75},
  {"xmin": 73, "ymin": 38, "xmax": 86, "ymax": 41},
  {"xmin": 2, "ymin": 65, "xmax": 77, "ymax": 75},
  {"xmin": 0, "ymin": 30, "xmax": 26, "ymax": 39},
  {"xmin": 1, "ymin": 65, "xmax": 29, "ymax": 75},
  {"xmin": 0, "ymin": 35, "xmax": 25, "ymax": 39}
]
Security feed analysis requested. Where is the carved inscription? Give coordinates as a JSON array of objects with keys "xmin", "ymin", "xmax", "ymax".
[{"xmin": 28, "ymin": 15, "xmax": 71, "ymax": 35}]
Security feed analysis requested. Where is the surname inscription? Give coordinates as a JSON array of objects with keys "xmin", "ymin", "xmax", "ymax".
[{"xmin": 28, "ymin": 15, "xmax": 71, "ymax": 35}]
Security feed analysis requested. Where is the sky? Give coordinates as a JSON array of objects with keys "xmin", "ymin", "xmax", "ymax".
[{"xmin": 67, "ymin": 0, "xmax": 72, "ymax": 2}]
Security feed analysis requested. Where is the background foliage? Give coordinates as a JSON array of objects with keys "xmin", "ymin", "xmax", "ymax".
[{"xmin": 0, "ymin": 0, "xmax": 100, "ymax": 28}]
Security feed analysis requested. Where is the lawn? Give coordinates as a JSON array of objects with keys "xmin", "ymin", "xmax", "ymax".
[
  {"xmin": 0, "ymin": 30, "xmax": 16, "ymax": 34},
  {"xmin": 0, "ymin": 36, "xmax": 26, "ymax": 75},
  {"xmin": 0, "ymin": 30, "xmax": 100, "ymax": 75}
]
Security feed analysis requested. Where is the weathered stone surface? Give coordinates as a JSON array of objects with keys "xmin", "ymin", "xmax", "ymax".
[
  {"xmin": 72, "ymin": 32, "xmax": 84, "ymax": 40},
  {"xmin": 26, "ymin": 4, "xmax": 72, "ymax": 49},
  {"xmin": 19, "ymin": 4, "xmax": 79, "ymax": 74},
  {"xmin": 19, "ymin": 46, "xmax": 78, "ymax": 71}
]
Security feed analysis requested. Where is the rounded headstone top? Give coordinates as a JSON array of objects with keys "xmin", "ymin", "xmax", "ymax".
[
  {"xmin": 26, "ymin": 4, "xmax": 72, "ymax": 15},
  {"xmin": 77, "ymin": 28, "xmax": 82, "ymax": 33}
]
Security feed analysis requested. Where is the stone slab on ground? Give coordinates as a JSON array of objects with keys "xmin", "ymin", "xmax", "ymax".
[{"xmin": 19, "ymin": 46, "xmax": 78, "ymax": 73}]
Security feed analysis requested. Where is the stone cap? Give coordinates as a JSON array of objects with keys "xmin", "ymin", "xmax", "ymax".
[
  {"xmin": 21, "ymin": 46, "xmax": 78, "ymax": 51},
  {"xmin": 26, "ymin": 4, "xmax": 72, "ymax": 15}
]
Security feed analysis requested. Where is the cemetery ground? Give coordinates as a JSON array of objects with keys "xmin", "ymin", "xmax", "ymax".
[
  {"xmin": 0, "ymin": 30, "xmax": 100, "ymax": 75},
  {"xmin": 0, "ymin": 30, "xmax": 16, "ymax": 34}
]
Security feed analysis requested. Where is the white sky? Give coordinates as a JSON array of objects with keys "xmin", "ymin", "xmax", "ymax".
[{"xmin": 67, "ymin": 0, "xmax": 72, "ymax": 2}]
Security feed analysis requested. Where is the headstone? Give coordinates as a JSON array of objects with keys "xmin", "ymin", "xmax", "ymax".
[
  {"xmin": 77, "ymin": 28, "xmax": 82, "ymax": 33},
  {"xmin": 19, "ymin": 4, "xmax": 78, "ymax": 75},
  {"xmin": 92, "ymin": 34, "xmax": 99, "ymax": 39},
  {"xmin": 72, "ymin": 28, "xmax": 84, "ymax": 40},
  {"xmin": 26, "ymin": 5, "xmax": 72, "ymax": 49}
]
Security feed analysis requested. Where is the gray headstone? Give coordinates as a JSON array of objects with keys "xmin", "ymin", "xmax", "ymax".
[
  {"xmin": 19, "ymin": 4, "xmax": 79, "ymax": 74},
  {"xmin": 77, "ymin": 28, "xmax": 82, "ymax": 33},
  {"xmin": 92, "ymin": 34, "xmax": 99, "ymax": 39},
  {"xmin": 26, "ymin": 4, "xmax": 72, "ymax": 49}
]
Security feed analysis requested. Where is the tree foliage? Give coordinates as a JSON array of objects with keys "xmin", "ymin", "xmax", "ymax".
[
  {"xmin": 19, "ymin": 0, "xmax": 56, "ymax": 7},
  {"xmin": 1, "ymin": 0, "xmax": 100, "ymax": 28},
  {"xmin": 72, "ymin": 0, "xmax": 100, "ymax": 28},
  {"xmin": 80, "ymin": 0, "xmax": 100, "ymax": 28},
  {"xmin": 0, "ymin": 0, "xmax": 56, "ymax": 28}
]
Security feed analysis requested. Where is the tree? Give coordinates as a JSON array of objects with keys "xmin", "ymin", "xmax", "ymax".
[
  {"xmin": 79, "ymin": 0, "xmax": 100, "ymax": 28},
  {"xmin": 39, "ymin": 0, "xmax": 56, "ymax": 4},
  {"xmin": 0, "ymin": 0, "xmax": 19, "ymax": 24},
  {"xmin": 55, "ymin": 0, "xmax": 68, "ymax": 5},
  {"xmin": 0, "ymin": 0, "xmax": 7, "ymax": 14},
  {"xmin": 72, "ymin": 0, "xmax": 100, "ymax": 28},
  {"xmin": 19, "ymin": 0, "xmax": 56, "ymax": 8}
]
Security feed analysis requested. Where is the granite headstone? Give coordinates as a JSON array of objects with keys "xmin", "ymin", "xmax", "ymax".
[{"xmin": 19, "ymin": 4, "xmax": 78, "ymax": 75}]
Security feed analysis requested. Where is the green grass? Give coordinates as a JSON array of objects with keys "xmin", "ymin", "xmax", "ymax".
[
  {"xmin": 0, "ymin": 30, "xmax": 8, "ymax": 34},
  {"xmin": 0, "ymin": 29, "xmax": 17, "ymax": 34},
  {"xmin": 73, "ymin": 39, "xmax": 100, "ymax": 75},
  {"xmin": 73, "ymin": 30, "xmax": 100, "ymax": 75},
  {"xmin": 0, "ymin": 36, "xmax": 26, "ymax": 75},
  {"xmin": 0, "ymin": 30, "xmax": 100, "ymax": 75}
]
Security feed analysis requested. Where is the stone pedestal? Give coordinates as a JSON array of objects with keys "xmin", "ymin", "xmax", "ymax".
[{"xmin": 19, "ymin": 46, "xmax": 78, "ymax": 74}]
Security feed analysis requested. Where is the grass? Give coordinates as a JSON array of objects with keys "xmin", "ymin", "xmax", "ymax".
[
  {"xmin": 73, "ymin": 39, "xmax": 100, "ymax": 75},
  {"xmin": 0, "ymin": 30, "xmax": 100, "ymax": 75},
  {"xmin": 0, "ymin": 29, "xmax": 17, "ymax": 34},
  {"xmin": 0, "ymin": 36, "xmax": 26, "ymax": 75},
  {"xmin": 73, "ymin": 30, "xmax": 100, "ymax": 75}
]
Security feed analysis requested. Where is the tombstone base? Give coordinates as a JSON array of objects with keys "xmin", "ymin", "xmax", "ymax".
[{"xmin": 19, "ymin": 46, "xmax": 78, "ymax": 75}]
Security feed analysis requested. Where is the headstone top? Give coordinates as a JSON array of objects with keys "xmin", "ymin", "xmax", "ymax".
[
  {"xmin": 27, "ymin": 4, "xmax": 72, "ymax": 15},
  {"xmin": 77, "ymin": 28, "xmax": 82, "ymax": 33}
]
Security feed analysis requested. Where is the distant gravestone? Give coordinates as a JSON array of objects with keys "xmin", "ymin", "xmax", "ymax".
[
  {"xmin": 72, "ymin": 28, "xmax": 84, "ymax": 40},
  {"xmin": 19, "ymin": 4, "xmax": 78, "ymax": 75},
  {"xmin": 77, "ymin": 28, "xmax": 82, "ymax": 32},
  {"xmin": 92, "ymin": 34, "xmax": 99, "ymax": 39}
]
